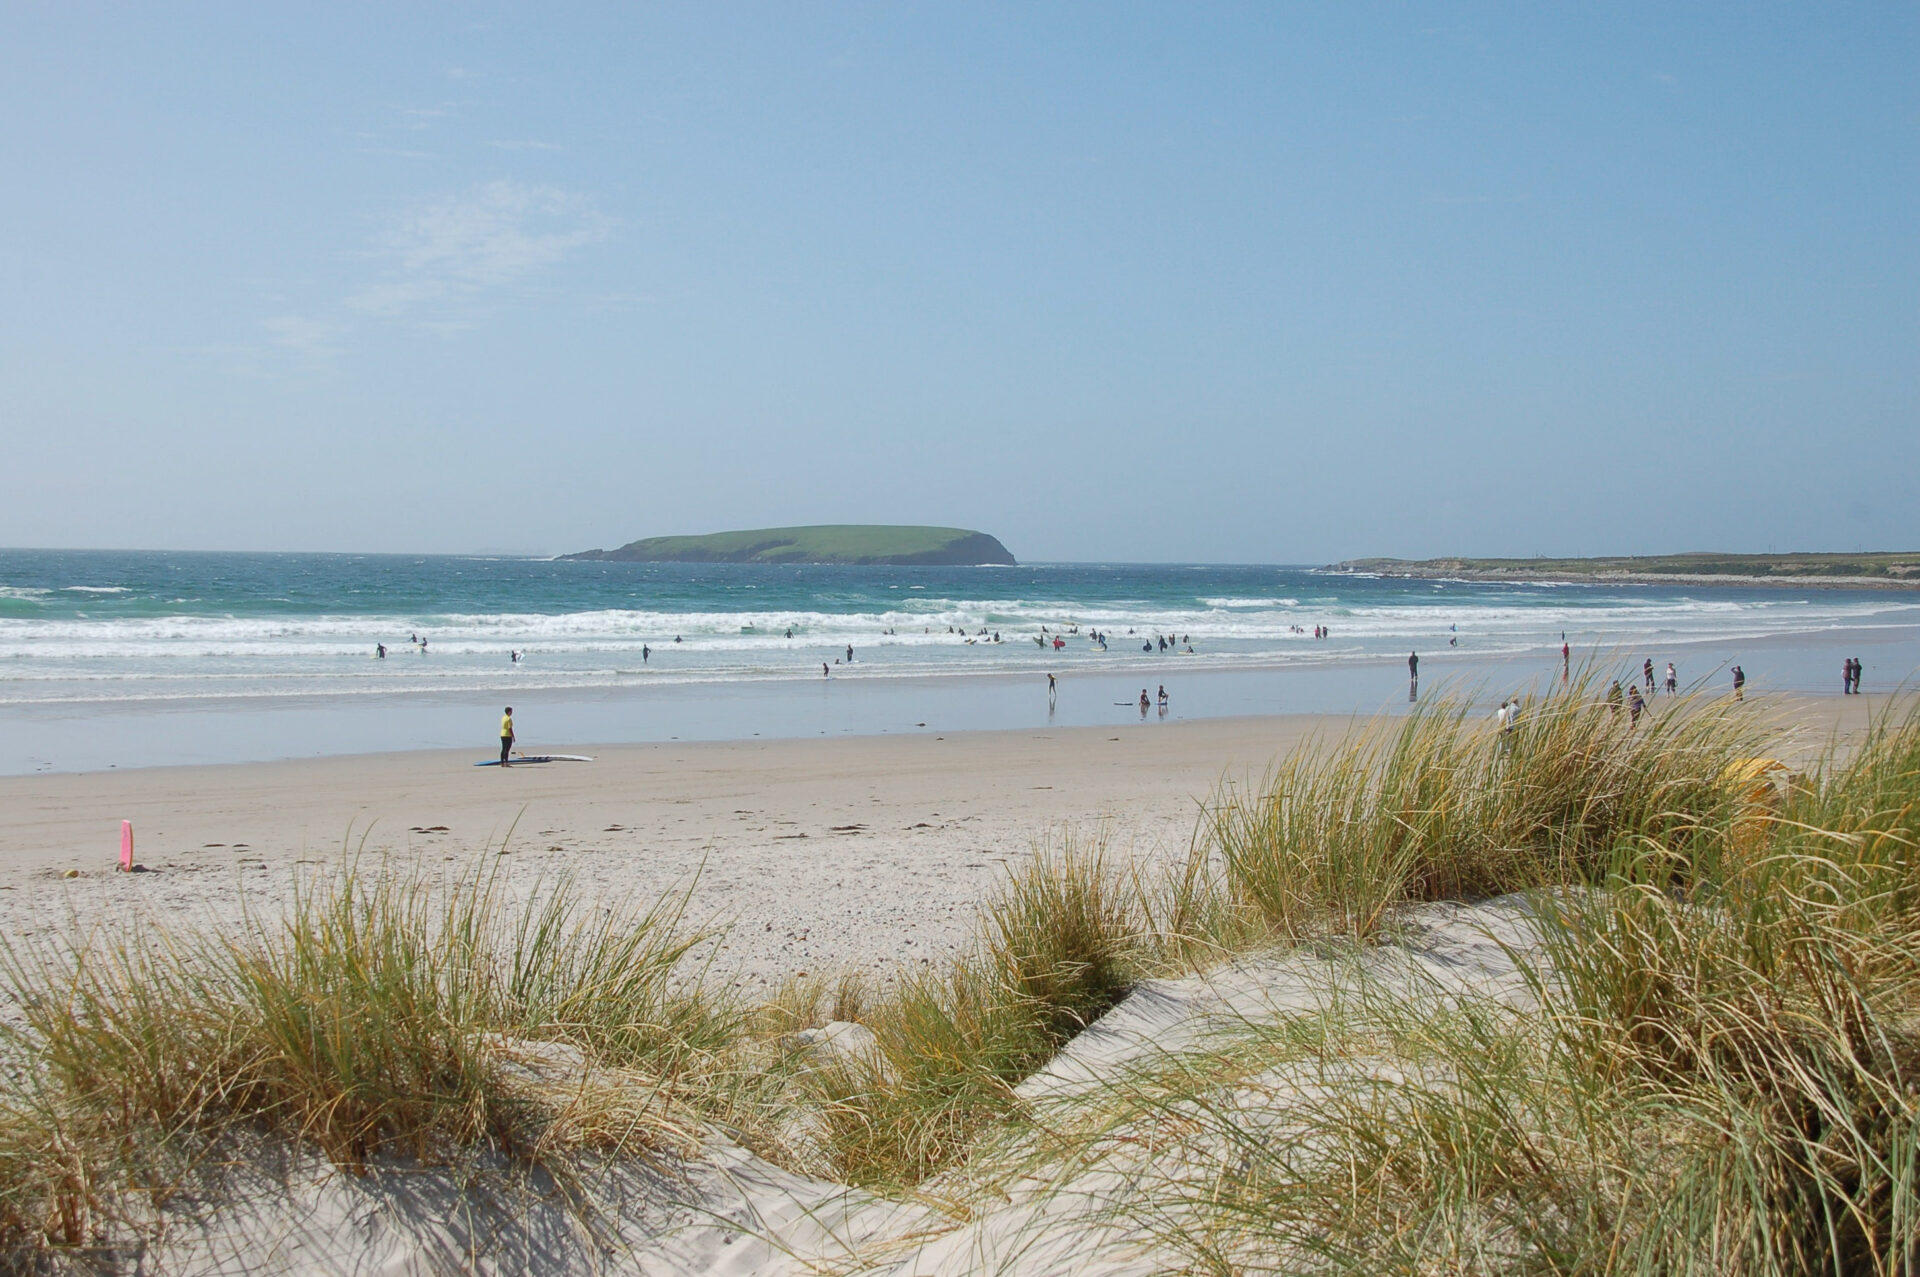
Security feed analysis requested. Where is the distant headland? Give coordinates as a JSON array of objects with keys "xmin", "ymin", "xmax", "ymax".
[
  {"xmin": 561, "ymin": 524, "xmax": 1017, "ymax": 566},
  {"xmin": 1325, "ymin": 552, "xmax": 1920, "ymax": 589}
]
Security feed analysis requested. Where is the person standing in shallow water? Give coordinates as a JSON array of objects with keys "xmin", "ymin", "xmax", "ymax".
[{"xmin": 498, "ymin": 707, "xmax": 515, "ymax": 767}]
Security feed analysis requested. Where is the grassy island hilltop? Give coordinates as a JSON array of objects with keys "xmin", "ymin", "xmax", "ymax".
[
  {"xmin": 1328, "ymin": 551, "xmax": 1920, "ymax": 588},
  {"xmin": 563, "ymin": 524, "xmax": 1016, "ymax": 566}
]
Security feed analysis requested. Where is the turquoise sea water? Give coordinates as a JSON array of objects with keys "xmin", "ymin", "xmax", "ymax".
[{"xmin": 3, "ymin": 550, "xmax": 1917, "ymax": 771}]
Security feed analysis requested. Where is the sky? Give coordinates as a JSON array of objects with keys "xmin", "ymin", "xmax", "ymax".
[{"xmin": 2, "ymin": 4, "xmax": 1915, "ymax": 564}]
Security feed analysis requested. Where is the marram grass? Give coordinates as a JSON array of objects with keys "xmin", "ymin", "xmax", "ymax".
[
  {"xmin": 0, "ymin": 864, "xmax": 746, "ymax": 1253},
  {"xmin": 0, "ymin": 678, "xmax": 1915, "ymax": 1274},
  {"xmin": 939, "ymin": 687, "xmax": 1920, "ymax": 1275},
  {"xmin": 809, "ymin": 835, "xmax": 1145, "ymax": 1188}
]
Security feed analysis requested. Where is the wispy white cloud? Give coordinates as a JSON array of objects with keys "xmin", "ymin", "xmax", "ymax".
[
  {"xmin": 346, "ymin": 180, "xmax": 613, "ymax": 316},
  {"xmin": 236, "ymin": 182, "xmax": 609, "ymax": 375},
  {"xmin": 398, "ymin": 104, "xmax": 461, "ymax": 130},
  {"xmin": 261, "ymin": 314, "xmax": 347, "ymax": 362}
]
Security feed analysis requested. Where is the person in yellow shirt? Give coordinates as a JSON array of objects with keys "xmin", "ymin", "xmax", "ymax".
[{"xmin": 499, "ymin": 707, "xmax": 515, "ymax": 767}]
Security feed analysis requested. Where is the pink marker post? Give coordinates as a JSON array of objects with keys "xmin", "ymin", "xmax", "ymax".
[{"xmin": 120, "ymin": 820, "xmax": 134, "ymax": 872}]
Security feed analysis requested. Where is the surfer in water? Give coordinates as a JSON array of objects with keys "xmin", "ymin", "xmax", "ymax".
[{"xmin": 499, "ymin": 707, "xmax": 515, "ymax": 767}]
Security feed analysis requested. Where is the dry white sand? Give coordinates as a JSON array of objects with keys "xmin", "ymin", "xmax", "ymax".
[
  {"xmin": 0, "ymin": 714, "xmax": 1353, "ymax": 989},
  {"xmin": 0, "ymin": 697, "xmax": 1885, "ymax": 992}
]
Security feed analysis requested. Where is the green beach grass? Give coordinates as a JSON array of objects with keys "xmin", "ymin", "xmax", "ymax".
[{"xmin": 1, "ymin": 678, "xmax": 1915, "ymax": 1272}]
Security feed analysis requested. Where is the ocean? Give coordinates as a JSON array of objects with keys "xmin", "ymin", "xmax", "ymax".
[{"xmin": 4, "ymin": 550, "xmax": 1916, "ymax": 772}]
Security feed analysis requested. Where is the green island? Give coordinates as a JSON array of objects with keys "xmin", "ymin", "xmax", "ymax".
[
  {"xmin": 1328, "ymin": 550, "xmax": 1920, "ymax": 588},
  {"xmin": 563, "ymin": 524, "xmax": 1016, "ymax": 566}
]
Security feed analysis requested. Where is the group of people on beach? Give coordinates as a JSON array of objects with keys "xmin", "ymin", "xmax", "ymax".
[
  {"xmin": 1039, "ymin": 673, "xmax": 1170, "ymax": 720},
  {"xmin": 373, "ymin": 634, "xmax": 429, "ymax": 658},
  {"xmin": 1641, "ymin": 657, "xmax": 1679, "ymax": 696},
  {"xmin": 1843, "ymin": 657, "xmax": 1866, "ymax": 694},
  {"xmin": 1606, "ymin": 679, "xmax": 1652, "ymax": 725}
]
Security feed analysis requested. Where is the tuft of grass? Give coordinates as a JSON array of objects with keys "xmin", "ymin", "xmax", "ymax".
[
  {"xmin": 978, "ymin": 692, "xmax": 1920, "ymax": 1275},
  {"xmin": 0, "ymin": 862, "xmax": 742, "ymax": 1256},
  {"xmin": 1188, "ymin": 672, "xmax": 1768, "ymax": 953},
  {"xmin": 814, "ymin": 836, "xmax": 1144, "ymax": 1188},
  {"xmin": 755, "ymin": 968, "xmax": 870, "ymax": 1038}
]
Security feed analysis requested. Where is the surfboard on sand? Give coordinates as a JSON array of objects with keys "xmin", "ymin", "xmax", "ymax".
[{"xmin": 474, "ymin": 755, "xmax": 595, "ymax": 767}]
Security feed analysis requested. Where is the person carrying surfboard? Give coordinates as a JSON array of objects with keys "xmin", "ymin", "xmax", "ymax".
[{"xmin": 499, "ymin": 707, "xmax": 515, "ymax": 767}]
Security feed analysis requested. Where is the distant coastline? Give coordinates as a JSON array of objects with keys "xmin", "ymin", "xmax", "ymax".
[
  {"xmin": 1325, "ymin": 553, "xmax": 1920, "ymax": 591},
  {"xmin": 562, "ymin": 524, "xmax": 1016, "ymax": 567}
]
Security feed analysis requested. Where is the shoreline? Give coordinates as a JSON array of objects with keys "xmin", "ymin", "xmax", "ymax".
[
  {"xmin": 8, "ymin": 623, "xmax": 1918, "ymax": 777},
  {"xmin": 1324, "ymin": 568, "xmax": 1920, "ymax": 590}
]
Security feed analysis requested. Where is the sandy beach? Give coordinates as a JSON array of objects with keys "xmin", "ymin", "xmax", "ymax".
[
  {"xmin": 0, "ymin": 695, "xmax": 1886, "ymax": 992},
  {"xmin": 0, "ymin": 714, "xmax": 1343, "ymax": 989}
]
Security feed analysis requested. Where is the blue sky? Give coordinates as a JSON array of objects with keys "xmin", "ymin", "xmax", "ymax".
[{"xmin": 3, "ymin": 4, "xmax": 1914, "ymax": 562}]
